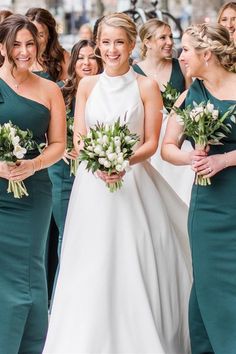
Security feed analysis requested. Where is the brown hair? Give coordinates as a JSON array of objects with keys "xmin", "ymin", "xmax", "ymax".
[
  {"xmin": 25, "ymin": 7, "xmax": 65, "ymax": 81},
  {"xmin": 184, "ymin": 23, "xmax": 236, "ymax": 72},
  {"xmin": 217, "ymin": 2, "xmax": 236, "ymax": 23},
  {"xmin": 62, "ymin": 40, "xmax": 103, "ymax": 109},
  {"xmin": 0, "ymin": 10, "xmax": 13, "ymax": 23},
  {"xmin": 0, "ymin": 14, "xmax": 39, "ymax": 70}
]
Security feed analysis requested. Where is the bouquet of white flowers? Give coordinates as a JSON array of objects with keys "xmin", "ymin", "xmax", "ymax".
[
  {"xmin": 0, "ymin": 121, "xmax": 39, "ymax": 198},
  {"xmin": 79, "ymin": 118, "xmax": 139, "ymax": 192},
  {"xmin": 174, "ymin": 101, "xmax": 236, "ymax": 185},
  {"xmin": 66, "ymin": 112, "xmax": 79, "ymax": 176},
  {"xmin": 162, "ymin": 82, "xmax": 180, "ymax": 113}
]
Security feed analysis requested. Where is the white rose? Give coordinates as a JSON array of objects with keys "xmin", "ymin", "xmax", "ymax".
[
  {"xmin": 122, "ymin": 160, "xmax": 130, "ymax": 170},
  {"xmin": 94, "ymin": 145, "xmax": 103, "ymax": 155},
  {"xmin": 88, "ymin": 152, "xmax": 95, "ymax": 158},
  {"xmin": 13, "ymin": 145, "xmax": 26, "ymax": 159},
  {"xmin": 117, "ymin": 155, "xmax": 124, "ymax": 164},
  {"xmin": 115, "ymin": 146, "xmax": 121, "ymax": 154}
]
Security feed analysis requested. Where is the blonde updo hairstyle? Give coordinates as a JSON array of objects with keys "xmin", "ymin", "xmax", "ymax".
[
  {"xmin": 139, "ymin": 19, "xmax": 171, "ymax": 59},
  {"xmin": 184, "ymin": 23, "xmax": 236, "ymax": 72},
  {"xmin": 96, "ymin": 12, "xmax": 137, "ymax": 46}
]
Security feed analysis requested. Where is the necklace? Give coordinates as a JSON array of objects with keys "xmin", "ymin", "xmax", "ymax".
[{"xmin": 12, "ymin": 73, "xmax": 30, "ymax": 89}]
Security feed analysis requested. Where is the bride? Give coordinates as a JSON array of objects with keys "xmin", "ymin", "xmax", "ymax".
[{"xmin": 43, "ymin": 13, "xmax": 192, "ymax": 354}]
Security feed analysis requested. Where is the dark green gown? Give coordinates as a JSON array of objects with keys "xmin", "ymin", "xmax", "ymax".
[
  {"xmin": 185, "ymin": 79, "xmax": 236, "ymax": 354},
  {"xmin": 133, "ymin": 58, "xmax": 185, "ymax": 93},
  {"xmin": 48, "ymin": 99, "xmax": 76, "ymax": 257},
  {"xmin": 0, "ymin": 79, "xmax": 52, "ymax": 353}
]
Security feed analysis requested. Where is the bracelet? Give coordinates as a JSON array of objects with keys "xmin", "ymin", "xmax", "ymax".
[
  {"xmin": 31, "ymin": 160, "xmax": 36, "ymax": 175},
  {"xmin": 224, "ymin": 152, "xmax": 229, "ymax": 169},
  {"xmin": 32, "ymin": 155, "xmax": 44, "ymax": 172}
]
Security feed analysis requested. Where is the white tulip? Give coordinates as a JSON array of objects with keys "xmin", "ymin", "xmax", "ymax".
[
  {"xmin": 107, "ymin": 153, "xmax": 117, "ymax": 161},
  {"xmin": 13, "ymin": 145, "xmax": 26, "ymax": 159},
  {"xmin": 98, "ymin": 158, "xmax": 106, "ymax": 165},
  {"xmin": 104, "ymin": 160, "xmax": 111, "ymax": 168},
  {"xmin": 115, "ymin": 164, "xmax": 123, "ymax": 172},
  {"xmin": 94, "ymin": 145, "xmax": 103, "ymax": 155}
]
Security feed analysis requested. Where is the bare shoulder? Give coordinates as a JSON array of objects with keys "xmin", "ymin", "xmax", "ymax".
[
  {"xmin": 78, "ymin": 74, "xmax": 100, "ymax": 98},
  {"xmin": 136, "ymin": 74, "xmax": 161, "ymax": 100},
  {"xmin": 63, "ymin": 49, "xmax": 70, "ymax": 61}
]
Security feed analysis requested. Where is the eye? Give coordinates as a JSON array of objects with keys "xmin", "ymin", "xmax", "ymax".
[
  {"xmin": 77, "ymin": 56, "xmax": 84, "ymax": 60},
  {"xmin": 89, "ymin": 56, "xmax": 96, "ymax": 60}
]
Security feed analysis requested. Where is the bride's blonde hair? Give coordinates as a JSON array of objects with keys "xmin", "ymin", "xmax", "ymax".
[{"xmin": 96, "ymin": 13, "xmax": 137, "ymax": 45}]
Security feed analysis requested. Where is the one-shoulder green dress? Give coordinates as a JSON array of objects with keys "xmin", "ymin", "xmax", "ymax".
[
  {"xmin": 0, "ymin": 79, "xmax": 52, "ymax": 353},
  {"xmin": 48, "ymin": 99, "xmax": 76, "ymax": 257},
  {"xmin": 185, "ymin": 79, "xmax": 236, "ymax": 354},
  {"xmin": 133, "ymin": 58, "xmax": 185, "ymax": 93}
]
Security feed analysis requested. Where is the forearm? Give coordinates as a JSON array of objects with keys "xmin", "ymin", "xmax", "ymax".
[
  {"xmin": 129, "ymin": 141, "xmax": 158, "ymax": 166},
  {"xmin": 32, "ymin": 142, "xmax": 65, "ymax": 171},
  {"xmin": 224, "ymin": 150, "xmax": 236, "ymax": 168},
  {"xmin": 161, "ymin": 143, "xmax": 190, "ymax": 166}
]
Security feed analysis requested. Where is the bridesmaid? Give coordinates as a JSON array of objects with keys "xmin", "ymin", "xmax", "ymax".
[
  {"xmin": 49, "ymin": 39, "xmax": 103, "ymax": 258},
  {"xmin": 162, "ymin": 23, "xmax": 236, "ymax": 354},
  {"xmin": 0, "ymin": 9, "xmax": 13, "ymax": 67},
  {"xmin": 133, "ymin": 19, "xmax": 193, "ymax": 204},
  {"xmin": 217, "ymin": 2, "xmax": 236, "ymax": 42},
  {"xmin": 25, "ymin": 7, "xmax": 70, "ymax": 82},
  {"xmin": 0, "ymin": 14, "xmax": 66, "ymax": 353},
  {"xmin": 26, "ymin": 7, "xmax": 70, "ymax": 302}
]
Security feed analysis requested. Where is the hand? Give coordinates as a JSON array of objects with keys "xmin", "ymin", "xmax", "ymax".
[
  {"xmin": 193, "ymin": 154, "xmax": 225, "ymax": 178},
  {"xmin": 0, "ymin": 161, "xmax": 11, "ymax": 180},
  {"xmin": 189, "ymin": 149, "xmax": 207, "ymax": 171},
  {"xmin": 96, "ymin": 170, "xmax": 126, "ymax": 184},
  {"xmin": 9, "ymin": 160, "xmax": 35, "ymax": 181},
  {"xmin": 63, "ymin": 149, "xmax": 78, "ymax": 165}
]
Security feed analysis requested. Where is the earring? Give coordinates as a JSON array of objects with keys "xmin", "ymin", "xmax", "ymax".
[{"xmin": 205, "ymin": 60, "xmax": 208, "ymax": 67}]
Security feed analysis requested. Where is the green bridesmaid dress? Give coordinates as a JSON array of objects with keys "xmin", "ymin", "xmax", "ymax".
[
  {"xmin": 185, "ymin": 79, "xmax": 236, "ymax": 354},
  {"xmin": 48, "ymin": 99, "xmax": 76, "ymax": 257},
  {"xmin": 133, "ymin": 58, "xmax": 186, "ymax": 93},
  {"xmin": 0, "ymin": 79, "xmax": 52, "ymax": 353}
]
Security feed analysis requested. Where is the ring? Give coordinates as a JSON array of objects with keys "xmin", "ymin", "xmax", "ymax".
[{"xmin": 208, "ymin": 167, "xmax": 212, "ymax": 173}]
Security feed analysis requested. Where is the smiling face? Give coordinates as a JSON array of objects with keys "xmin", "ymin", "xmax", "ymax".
[
  {"xmin": 1, "ymin": 28, "xmax": 37, "ymax": 71},
  {"xmin": 32, "ymin": 20, "xmax": 49, "ymax": 54},
  {"xmin": 147, "ymin": 25, "xmax": 173, "ymax": 58},
  {"xmin": 75, "ymin": 45, "xmax": 99, "ymax": 78},
  {"xmin": 219, "ymin": 7, "xmax": 236, "ymax": 39},
  {"xmin": 179, "ymin": 33, "xmax": 204, "ymax": 78},
  {"xmin": 98, "ymin": 24, "xmax": 134, "ymax": 75}
]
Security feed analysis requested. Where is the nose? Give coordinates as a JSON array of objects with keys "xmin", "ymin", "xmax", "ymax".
[
  {"xmin": 83, "ymin": 57, "xmax": 90, "ymax": 65},
  {"xmin": 166, "ymin": 36, "xmax": 173, "ymax": 45},
  {"xmin": 179, "ymin": 50, "xmax": 184, "ymax": 61},
  {"xmin": 20, "ymin": 45, "xmax": 28, "ymax": 55}
]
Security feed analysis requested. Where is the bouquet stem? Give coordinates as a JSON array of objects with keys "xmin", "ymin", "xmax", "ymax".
[
  {"xmin": 7, "ymin": 180, "xmax": 29, "ymax": 198},
  {"xmin": 195, "ymin": 143, "xmax": 211, "ymax": 186},
  {"xmin": 106, "ymin": 181, "xmax": 123, "ymax": 192},
  {"xmin": 70, "ymin": 158, "xmax": 79, "ymax": 177}
]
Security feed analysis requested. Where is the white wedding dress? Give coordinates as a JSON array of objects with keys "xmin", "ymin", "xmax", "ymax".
[
  {"xmin": 151, "ymin": 112, "xmax": 195, "ymax": 206},
  {"xmin": 43, "ymin": 68, "xmax": 192, "ymax": 354}
]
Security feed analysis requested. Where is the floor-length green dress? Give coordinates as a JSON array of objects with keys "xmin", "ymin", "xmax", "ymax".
[
  {"xmin": 0, "ymin": 79, "xmax": 52, "ymax": 353},
  {"xmin": 48, "ymin": 99, "xmax": 76, "ymax": 257},
  {"xmin": 186, "ymin": 79, "xmax": 236, "ymax": 354}
]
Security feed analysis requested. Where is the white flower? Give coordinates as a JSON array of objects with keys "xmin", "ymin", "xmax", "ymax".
[
  {"xmin": 114, "ymin": 137, "xmax": 121, "ymax": 146},
  {"xmin": 124, "ymin": 135, "xmax": 131, "ymax": 143},
  {"xmin": 13, "ymin": 145, "xmax": 26, "ymax": 159},
  {"xmin": 102, "ymin": 135, "xmax": 109, "ymax": 145},
  {"xmin": 107, "ymin": 152, "xmax": 117, "ymax": 161},
  {"xmin": 87, "ymin": 146, "xmax": 94, "ymax": 152},
  {"xmin": 88, "ymin": 152, "xmax": 95, "ymax": 158},
  {"xmin": 94, "ymin": 145, "xmax": 103, "ymax": 155},
  {"xmin": 105, "ymin": 124, "xmax": 110, "ymax": 132},
  {"xmin": 127, "ymin": 139, "xmax": 137, "ymax": 145},
  {"xmin": 212, "ymin": 110, "xmax": 219, "ymax": 120},
  {"xmin": 115, "ymin": 164, "xmax": 123, "ymax": 172},
  {"xmin": 103, "ymin": 160, "xmax": 111, "ymax": 168},
  {"xmin": 12, "ymin": 136, "xmax": 20, "ymax": 146},
  {"xmin": 166, "ymin": 93, "xmax": 173, "ymax": 100},
  {"xmin": 122, "ymin": 160, "xmax": 130, "ymax": 170},
  {"xmin": 117, "ymin": 155, "xmax": 124, "ymax": 164},
  {"xmin": 206, "ymin": 102, "xmax": 214, "ymax": 113},
  {"xmin": 98, "ymin": 158, "xmax": 106, "ymax": 165},
  {"xmin": 115, "ymin": 146, "xmax": 121, "ymax": 154}
]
